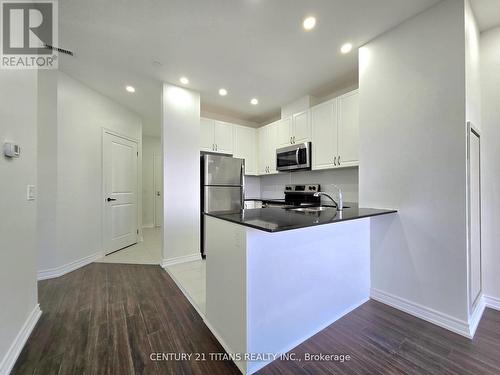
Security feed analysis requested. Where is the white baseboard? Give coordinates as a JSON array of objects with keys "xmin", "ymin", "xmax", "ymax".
[
  {"xmin": 0, "ymin": 304, "xmax": 42, "ymax": 375},
  {"xmin": 161, "ymin": 253, "xmax": 201, "ymax": 268},
  {"xmin": 468, "ymin": 296, "xmax": 486, "ymax": 338},
  {"xmin": 484, "ymin": 295, "xmax": 500, "ymax": 311},
  {"xmin": 37, "ymin": 251, "xmax": 103, "ymax": 280},
  {"xmin": 371, "ymin": 288, "xmax": 474, "ymax": 338}
]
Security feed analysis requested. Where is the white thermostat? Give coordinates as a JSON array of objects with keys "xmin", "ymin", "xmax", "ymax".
[{"xmin": 3, "ymin": 142, "xmax": 20, "ymax": 158}]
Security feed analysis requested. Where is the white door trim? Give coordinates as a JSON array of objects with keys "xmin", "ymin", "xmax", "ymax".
[
  {"xmin": 101, "ymin": 128, "xmax": 140, "ymax": 254},
  {"xmin": 153, "ymin": 151, "xmax": 162, "ymax": 227}
]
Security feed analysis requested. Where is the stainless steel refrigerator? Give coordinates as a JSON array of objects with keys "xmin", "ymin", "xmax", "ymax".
[{"xmin": 201, "ymin": 154, "xmax": 245, "ymax": 257}]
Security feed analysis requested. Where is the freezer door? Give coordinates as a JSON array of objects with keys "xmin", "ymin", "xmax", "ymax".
[
  {"xmin": 203, "ymin": 154, "xmax": 244, "ymax": 186},
  {"xmin": 204, "ymin": 186, "xmax": 243, "ymax": 213}
]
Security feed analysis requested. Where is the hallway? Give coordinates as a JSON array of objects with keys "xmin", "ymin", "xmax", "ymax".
[{"xmin": 96, "ymin": 227, "xmax": 162, "ymax": 265}]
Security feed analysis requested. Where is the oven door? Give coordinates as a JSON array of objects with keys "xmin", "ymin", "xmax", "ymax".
[{"xmin": 276, "ymin": 143, "xmax": 311, "ymax": 171}]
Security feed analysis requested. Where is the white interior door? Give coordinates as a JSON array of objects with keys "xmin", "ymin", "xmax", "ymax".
[
  {"xmin": 103, "ymin": 132, "xmax": 138, "ymax": 254},
  {"xmin": 154, "ymin": 152, "xmax": 163, "ymax": 227}
]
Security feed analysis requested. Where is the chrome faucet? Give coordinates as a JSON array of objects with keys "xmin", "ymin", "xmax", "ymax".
[{"xmin": 314, "ymin": 186, "xmax": 343, "ymax": 211}]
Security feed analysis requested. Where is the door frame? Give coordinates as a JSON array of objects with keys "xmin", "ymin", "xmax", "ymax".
[
  {"xmin": 466, "ymin": 121, "xmax": 482, "ymax": 312},
  {"xmin": 153, "ymin": 151, "xmax": 163, "ymax": 227},
  {"xmin": 101, "ymin": 128, "xmax": 141, "ymax": 254}
]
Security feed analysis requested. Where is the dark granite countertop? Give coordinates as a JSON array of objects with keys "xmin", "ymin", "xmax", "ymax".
[{"xmin": 205, "ymin": 203, "xmax": 397, "ymax": 233}]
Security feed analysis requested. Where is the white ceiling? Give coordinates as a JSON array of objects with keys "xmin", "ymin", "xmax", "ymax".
[
  {"xmin": 471, "ymin": 0, "xmax": 500, "ymax": 32},
  {"xmin": 59, "ymin": 0, "xmax": 441, "ymax": 136}
]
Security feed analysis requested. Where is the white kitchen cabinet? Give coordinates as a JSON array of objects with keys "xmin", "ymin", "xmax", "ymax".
[
  {"xmin": 258, "ymin": 122, "xmax": 278, "ymax": 175},
  {"xmin": 293, "ymin": 110, "xmax": 311, "ymax": 144},
  {"xmin": 311, "ymin": 89, "xmax": 359, "ymax": 170},
  {"xmin": 276, "ymin": 117, "xmax": 292, "ymax": 147},
  {"xmin": 311, "ymin": 99, "xmax": 338, "ymax": 170},
  {"xmin": 200, "ymin": 118, "xmax": 233, "ymax": 154},
  {"xmin": 276, "ymin": 112, "xmax": 311, "ymax": 147},
  {"xmin": 214, "ymin": 121, "xmax": 233, "ymax": 154},
  {"xmin": 233, "ymin": 125, "xmax": 257, "ymax": 175},
  {"xmin": 200, "ymin": 118, "xmax": 215, "ymax": 152},
  {"xmin": 337, "ymin": 90, "xmax": 359, "ymax": 167}
]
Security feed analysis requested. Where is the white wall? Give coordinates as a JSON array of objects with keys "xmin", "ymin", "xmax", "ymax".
[
  {"xmin": 480, "ymin": 26, "xmax": 500, "ymax": 301},
  {"xmin": 142, "ymin": 135, "xmax": 161, "ymax": 228},
  {"xmin": 38, "ymin": 72, "xmax": 143, "ymax": 272},
  {"xmin": 359, "ymin": 0, "xmax": 470, "ymax": 322},
  {"xmin": 0, "ymin": 70, "xmax": 39, "ymax": 372},
  {"xmin": 162, "ymin": 84, "xmax": 200, "ymax": 262},
  {"xmin": 465, "ymin": 0, "xmax": 482, "ymax": 129},
  {"xmin": 259, "ymin": 168, "xmax": 359, "ymax": 203}
]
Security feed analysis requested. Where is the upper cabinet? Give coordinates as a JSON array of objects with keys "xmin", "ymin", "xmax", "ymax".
[
  {"xmin": 200, "ymin": 118, "xmax": 233, "ymax": 154},
  {"xmin": 233, "ymin": 125, "xmax": 257, "ymax": 175},
  {"xmin": 337, "ymin": 90, "xmax": 359, "ymax": 167},
  {"xmin": 311, "ymin": 99, "xmax": 338, "ymax": 170},
  {"xmin": 276, "ymin": 111, "xmax": 311, "ymax": 147},
  {"xmin": 311, "ymin": 89, "xmax": 359, "ymax": 170},
  {"xmin": 200, "ymin": 118, "xmax": 215, "ymax": 152},
  {"xmin": 258, "ymin": 122, "xmax": 278, "ymax": 175},
  {"xmin": 293, "ymin": 110, "xmax": 311, "ymax": 144},
  {"xmin": 201, "ymin": 118, "xmax": 258, "ymax": 175}
]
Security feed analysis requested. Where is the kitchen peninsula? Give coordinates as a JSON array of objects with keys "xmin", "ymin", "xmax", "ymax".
[{"xmin": 204, "ymin": 204, "xmax": 396, "ymax": 374}]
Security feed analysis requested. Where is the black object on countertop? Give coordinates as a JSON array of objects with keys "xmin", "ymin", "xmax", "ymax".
[{"xmin": 205, "ymin": 203, "xmax": 396, "ymax": 233}]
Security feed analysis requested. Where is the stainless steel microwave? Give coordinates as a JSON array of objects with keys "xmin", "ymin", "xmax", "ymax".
[{"xmin": 276, "ymin": 142, "xmax": 311, "ymax": 172}]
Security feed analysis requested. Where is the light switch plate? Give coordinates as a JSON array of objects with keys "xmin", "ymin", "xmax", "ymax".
[{"xmin": 27, "ymin": 185, "xmax": 36, "ymax": 201}]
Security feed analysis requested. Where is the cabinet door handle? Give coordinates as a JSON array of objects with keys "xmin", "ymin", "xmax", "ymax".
[
  {"xmin": 212, "ymin": 144, "xmax": 215, "ymax": 151},
  {"xmin": 290, "ymin": 136, "xmax": 292, "ymax": 144},
  {"xmin": 333, "ymin": 156, "xmax": 337, "ymax": 166},
  {"xmin": 293, "ymin": 136, "xmax": 295, "ymax": 144},
  {"xmin": 338, "ymin": 155, "xmax": 340, "ymax": 165}
]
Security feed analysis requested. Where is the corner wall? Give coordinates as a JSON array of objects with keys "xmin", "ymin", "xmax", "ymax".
[
  {"xmin": 359, "ymin": 0, "xmax": 470, "ymax": 325},
  {"xmin": 162, "ymin": 84, "xmax": 201, "ymax": 264},
  {"xmin": 480, "ymin": 26, "xmax": 500, "ymax": 305},
  {"xmin": 0, "ymin": 70, "xmax": 39, "ymax": 374}
]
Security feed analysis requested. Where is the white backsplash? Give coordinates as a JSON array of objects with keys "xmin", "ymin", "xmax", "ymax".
[
  {"xmin": 258, "ymin": 167, "xmax": 359, "ymax": 203},
  {"xmin": 244, "ymin": 175, "xmax": 262, "ymax": 199}
]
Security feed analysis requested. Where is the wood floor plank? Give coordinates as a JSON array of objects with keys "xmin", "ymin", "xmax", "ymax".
[{"xmin": 11, "ymin": 263, "xmax": 500, "ymax": 375}]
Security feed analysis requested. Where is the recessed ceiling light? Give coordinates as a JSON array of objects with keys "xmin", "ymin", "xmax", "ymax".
[
  {"xmin": 303, "ymin": 16, "xmax": 316, "ymax": 31},
  {"xmin": 179, "ymin": 77, "xmax": 189, "ymax": 85},
  {"xmin": 125, "ymin": 85, "xmax": 135, "ymax": 93},
  {"xmin": 250, "ymin": 98, "xmax": 259, "ymax": 105},
  {"xmin": 219, "ymin": 88, "xmax": 228, "ymax": 96},
  {"xmin": 341, "ymin": 43, "xmax": 353, "ymax": 54}
]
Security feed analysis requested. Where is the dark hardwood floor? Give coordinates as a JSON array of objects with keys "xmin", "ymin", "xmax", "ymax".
[{"xmin": 12, "ymin": 263, "xmax": 500, "ymax": 375}]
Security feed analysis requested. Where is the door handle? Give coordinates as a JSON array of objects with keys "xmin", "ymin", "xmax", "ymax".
[
  {"xmin": 333, "ymin": 156, "xmax": 337, "ymax": 166},
  {"xmin": 293, "ymin": 136, "xmax": 295, "ymax": 144},
  {"xmin": 156, "ymin": 191, "xmax": 161, "ymax": 197},
  {"xmin": 290, "ymin": 136, "xmax": 292, "ymax": 144},
  {"xmin": 107, "ymin": 197, "xmax": 117, "ymax": 202},
  {"xmin": 338, "ymin": 155, "xmax": 341, "ymax": 165}
]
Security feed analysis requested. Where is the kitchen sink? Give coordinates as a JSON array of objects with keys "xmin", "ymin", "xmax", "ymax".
[
  {"xmin": 289, "ymin": 206, "xmax": 335, "ymax": 213},
  {"xmin": 288, "ymin": 205, "xmax": 349, "ymax": 213}
]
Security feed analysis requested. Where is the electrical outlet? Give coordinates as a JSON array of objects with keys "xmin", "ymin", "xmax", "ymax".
[{"xmin": 27, "ymin": 185, "xmax": 36, "ymax": 201}]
